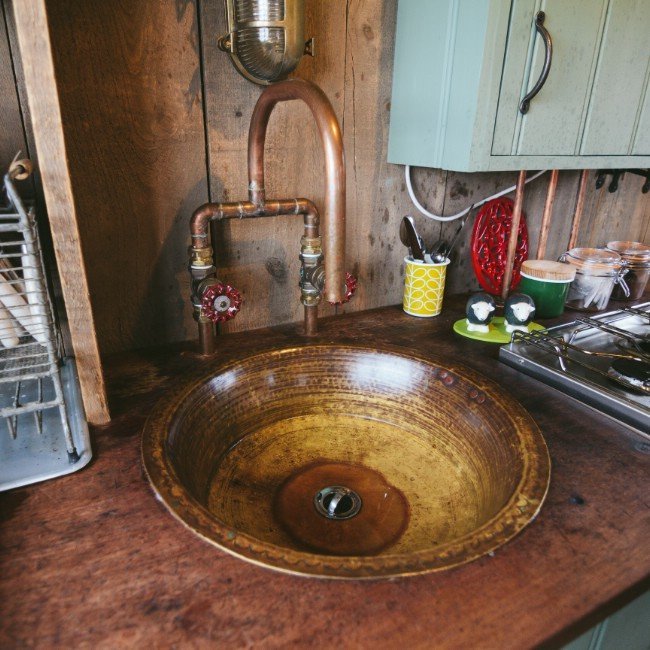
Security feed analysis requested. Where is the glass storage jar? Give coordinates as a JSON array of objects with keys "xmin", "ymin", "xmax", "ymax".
[
  {"xmin": 559, "ymin": 248, "xmax": 629, "ymax": 312},
  {"xmin": 605, "ymin": 241, "xmax": 650, "ymax": 301}
]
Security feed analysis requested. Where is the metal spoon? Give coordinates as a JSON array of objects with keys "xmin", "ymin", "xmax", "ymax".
[
  {"xmin": 400, "ymin": 216, "xmax": 426, "ymax": 261},
  {"xmin": 398, "ymin": 216, "xmax": 411, "ymax": 250},
  {"xmin": 430, "ymin": 240, "xmax": 448, "ymax": 263}
]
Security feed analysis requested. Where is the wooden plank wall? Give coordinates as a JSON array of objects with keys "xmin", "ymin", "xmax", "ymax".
[
  {"xmin": 42, "ymin": 0, "xmax": 208, "ymax": 354},
  {"xmin": 0, "ymin": 3, "xmax": 27, "ymax": 175},
  {"xmin": 1, "ymin": 0, "xmax": 649, "ymax": 354},
  {"xmin": 202, "ymin": 0, "xmax": 649, "ymax": 335}
]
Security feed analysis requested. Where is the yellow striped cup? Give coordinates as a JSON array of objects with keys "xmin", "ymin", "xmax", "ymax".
[{"xmin": 403, "ymin": 256, "xmax": 450, "ymax": 317}]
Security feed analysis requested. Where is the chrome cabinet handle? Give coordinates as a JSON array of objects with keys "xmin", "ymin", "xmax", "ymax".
[{"xmin": 519, "ymin": 11, "xmax": 553, "ymax": 114}]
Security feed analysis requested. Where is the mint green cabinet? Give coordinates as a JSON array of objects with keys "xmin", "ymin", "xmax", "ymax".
[
  {"xmin": 580, "ymin": 0, "xmax": 650, "ymax": 156},
  {"xmin": 388, "ymin": 0, "xmax": 650, "ymax": 171},
  {"xmin": 493, "ymin": 0, "xmax": 606, "ymax": 157},
  {"xmin": 633, "ymin": 92, "xmax": 650, "ymax": 155},
  {"xmin": 563, "ymin": 590, "xmax": 650, "ymax": 650}
]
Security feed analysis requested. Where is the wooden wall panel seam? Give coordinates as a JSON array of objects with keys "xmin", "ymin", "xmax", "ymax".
[{"xmin": 195, "ymin": 0, "xmax": 214, "ymax": 202}]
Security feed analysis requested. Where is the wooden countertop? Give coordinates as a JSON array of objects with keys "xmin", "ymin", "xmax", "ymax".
[{"xmin": 2, "ymin": 298, "xmax": 649, "ymax": 648}]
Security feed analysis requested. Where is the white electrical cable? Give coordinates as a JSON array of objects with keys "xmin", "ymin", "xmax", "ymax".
[{"xmin": 405, "ymin": 165, "xmax": 548, "ymax": 222}]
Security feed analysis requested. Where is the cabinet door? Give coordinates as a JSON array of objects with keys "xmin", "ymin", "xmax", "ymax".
[
  {"xmin": 632, "ymin": 86, "xmax": 650, "ymax": 155},
  {"xmin": 492, "ymin": 0, "xmax": 607, "ymax": 157},
  {"xmin": 580, "ymin": 0, "xmax": 650, "ymax": 155}
]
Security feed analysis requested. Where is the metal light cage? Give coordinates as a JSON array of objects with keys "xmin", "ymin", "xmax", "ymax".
[{"xmin": 218, "ymin": 0, "xmax": 309, "ymax": 85}]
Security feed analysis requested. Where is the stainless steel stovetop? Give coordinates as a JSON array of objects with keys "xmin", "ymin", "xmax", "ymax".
[{"xmin": 499, "ymin": 302, "xmax": 649, "ymax": 435}]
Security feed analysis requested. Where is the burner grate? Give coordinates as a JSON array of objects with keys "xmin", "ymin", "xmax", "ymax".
[
  {"xmin": 499, "ymin": 303, "xmax": 650, "ymax": 434},
  {"xmin": 623, "ymin": 306, "xmax": 650, "ymax": 320},
  {"xmin": 510, "ymin": 327, "xmax": 649, "ymax": 391}
]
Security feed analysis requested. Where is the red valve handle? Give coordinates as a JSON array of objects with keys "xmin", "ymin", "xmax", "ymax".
[
  {"xmin": 328, "ymin": 272, "xmax": 357, "ymax": 306},
  {"xmin": 201, "ymin": 283, "xmax": 242, "ymax": 323}
]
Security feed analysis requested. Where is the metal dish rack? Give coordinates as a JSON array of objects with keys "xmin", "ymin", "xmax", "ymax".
[{"xmin": 0, "ymin": 165, "xmax": 91, "ymax": 491}]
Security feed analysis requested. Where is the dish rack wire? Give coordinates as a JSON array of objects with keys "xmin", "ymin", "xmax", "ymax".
[{"xmin": 1, "ymin": 162, "xmax": 91, "ymax": 490}]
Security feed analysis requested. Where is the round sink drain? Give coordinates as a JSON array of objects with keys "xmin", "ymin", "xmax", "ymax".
[
  {"xmin": 314, "ymin": 485, "xmax": 362, "ymax": 520},
  {"xmin": 275, "ymin": 461, "xmax": 408, "ymax": 555}
]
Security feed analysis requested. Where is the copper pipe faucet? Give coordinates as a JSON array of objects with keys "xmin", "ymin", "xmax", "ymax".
[{"xmin": 189, "ymin": 79, "xmax": 354, "ymax": 354}]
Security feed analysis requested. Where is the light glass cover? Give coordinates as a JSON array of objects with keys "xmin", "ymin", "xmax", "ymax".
[{"xmin": 222, "ymin": 0, "xmax": 306, "ymax": 85}]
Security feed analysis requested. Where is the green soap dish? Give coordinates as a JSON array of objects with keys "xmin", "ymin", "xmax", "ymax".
[{"xmin": 453, "ymin": 316, "xmax": 545, "ymax": 344}]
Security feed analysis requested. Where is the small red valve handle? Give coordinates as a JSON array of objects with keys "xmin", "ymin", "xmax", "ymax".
[
  {"xmin": 201, "ymin": 283, "xmax": 242, "ymax": 323},
  {"xmin": 328, "ymin": 272, "xmax": 358, "ymax": 305}
]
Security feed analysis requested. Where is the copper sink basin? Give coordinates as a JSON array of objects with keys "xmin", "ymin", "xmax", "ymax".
[{"xmin": 142, "ymin": 345, "xmax": 550, "ymax": 579}]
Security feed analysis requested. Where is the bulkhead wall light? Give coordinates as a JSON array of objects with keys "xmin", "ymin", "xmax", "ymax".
[{"xmin": 218, "ymin": 0, "xmax": 313, "ymax": 85}]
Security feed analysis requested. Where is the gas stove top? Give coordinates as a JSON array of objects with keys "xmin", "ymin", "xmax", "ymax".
[{"xmin": 499, "ymin": 303, "xmax": 650, "ymax": 435}]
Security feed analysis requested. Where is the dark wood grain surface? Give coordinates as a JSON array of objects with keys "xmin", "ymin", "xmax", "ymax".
[
  {"xmin": 0, "ymin": 3, "xmax": 27, "ymax": 176},
  {"xmin": 44, "ymin": 0, "xmax": 208, "ymax": 354},
  {"xmin": 1, "ymin": 298, "xmax": 649, "ymax": 648}
]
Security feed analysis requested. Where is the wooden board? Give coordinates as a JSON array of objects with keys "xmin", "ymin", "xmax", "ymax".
[
  {"xmin": 341, "ymin": 0, "xmax": 426, "ymax": 314},
  {"xmin": 2, "ymin": 0, "xmax": 81, "ymax": 360},
  {"xmin": 11, "ymin": 0, "xmax": 110, "ymax": 424},
  {"xmin": 43, "ymin": 0, "xmax": 208, "ymax": 354},
  {"xmin": 577, "ymin": 171, "xmax": 650, "ymax": 248}
]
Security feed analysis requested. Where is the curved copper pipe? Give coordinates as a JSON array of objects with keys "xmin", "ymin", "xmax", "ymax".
[
  {"xmin": 190, "ymin": 195, "xmax": 321, "ymax": 354},
  {"xmin": 248, "ymin": 79, "xmax": 345, "ymax": 303}
]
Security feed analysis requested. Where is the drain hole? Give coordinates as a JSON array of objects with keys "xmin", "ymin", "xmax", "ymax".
[
  {"xmin": 314, "ymin": 486, "xmax": 362, "ymax": 520},
  {"xmin": 323, "ymin": 493, "xmax": 353, "ymax": 514}
]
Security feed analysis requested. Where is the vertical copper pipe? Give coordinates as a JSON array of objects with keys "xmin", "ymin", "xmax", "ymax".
[
  {"xmin": 198, "ymin": 321, "xmax": 215, "ymax": 355},
  {"xmin": 248, "ymin": 79, "xmax": 346, "ymax": 303},
  {"xmin": 568, "ymin": 170, "xmax": 589, "ymax": 250},
  {"xmin": 501, "ymin": 170, "xmax": 527, "ymax": 301},
  {"xmin": 303, "ymin": 305, "xmax": 318, "ymax": 336},
  {"xmin": 536, "ymin": 169, "xmax": 559, "ymax": 259}
]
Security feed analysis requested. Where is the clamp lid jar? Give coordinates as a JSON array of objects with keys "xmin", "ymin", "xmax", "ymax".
[
  {"xmin": 606, "ymin": 241, "xmax": 650, "ymax": 301},
  {"xmin": 559, "ymin": 247, "xmax": 629, "ymax": 312}
]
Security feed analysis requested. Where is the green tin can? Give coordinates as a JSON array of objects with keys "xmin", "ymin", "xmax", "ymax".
[{"xmin": 518, "ymin": 260, "xmax": 576, "ymax": 318}]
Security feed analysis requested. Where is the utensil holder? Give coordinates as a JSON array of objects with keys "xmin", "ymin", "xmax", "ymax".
[{"xmin": 403, "ymin": 256, "xmax": 450, "ymax": 317}]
